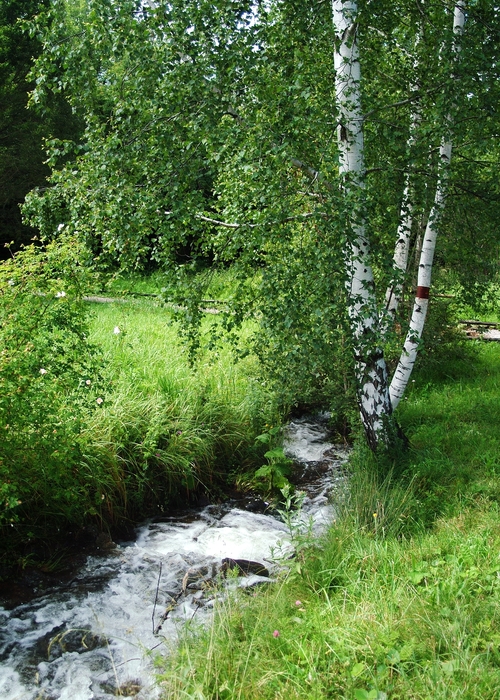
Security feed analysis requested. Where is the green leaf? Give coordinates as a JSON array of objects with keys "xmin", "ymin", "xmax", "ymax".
[
  {"xmin": 351, "ymin": 662, "xmax": 365, "ymax": 679},
  {"xmin": 354, "ymin": 690, "xmax": 369, "ymax": 700},
  {"xmin": 264, "ymin": 448, "xmax": 286, "ymax": 461}
]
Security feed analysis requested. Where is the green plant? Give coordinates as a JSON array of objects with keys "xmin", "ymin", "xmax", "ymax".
[
  {"xmin": 252, "ymin": 426, "xmax": 293, "ymax": 495},
  {"xmin": 273, "ymin": 484, "xmax": 315, "ymax": 578}
]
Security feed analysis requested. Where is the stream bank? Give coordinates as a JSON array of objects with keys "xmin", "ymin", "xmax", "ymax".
[{"xmin": 0, "ymin": 415, "xmax": 349, "ymax": 700}]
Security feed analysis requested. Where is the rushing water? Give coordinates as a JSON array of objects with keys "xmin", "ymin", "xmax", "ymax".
[{"xmin": 0, "ymin": 416, "xmax": 348, "ymax": 700}]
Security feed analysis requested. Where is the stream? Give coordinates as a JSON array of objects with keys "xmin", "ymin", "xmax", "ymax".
[{"xmin": 0, "ymin": 416, "xmax": 348, "ymax": 700}]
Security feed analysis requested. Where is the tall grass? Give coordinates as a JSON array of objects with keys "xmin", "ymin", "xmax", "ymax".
[
  {"xmin": 82, "ymin": 299, "xmax": 278, "ymax": 525},
  {"xmin": 160, "ymin": 342, "xmax": 500, "ymax": 699}
]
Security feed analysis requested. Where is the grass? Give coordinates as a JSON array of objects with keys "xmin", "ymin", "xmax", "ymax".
[
  {"xmin": 103, "ymin": 267, "xmax": 241, "ymax": 302},
  {"xmin": 159, "ymin": 341, "xmax": 500, "ymax": 699},
  {"xmin": 82, "ymin": 297, "xmax": 278, "ymax": 524}
]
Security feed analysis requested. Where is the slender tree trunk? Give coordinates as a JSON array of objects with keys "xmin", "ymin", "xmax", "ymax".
[
  {"xmin": 332, "ymin": 0, "xmax": 393, "ymax": 450},
  {"xmin": 384, "ymin": 30, "xmax": 423, "ymax": 327},
  {"xmin": 384, "ymin": 182, "xmax": 413, "ymax": 321},
  {"xmin": 384, "ymin": 106, "xmax": 421, "ymax": 324},
  {"xmin": 389, "ymin": 2, "xmax": 466, "ymax": 409}
]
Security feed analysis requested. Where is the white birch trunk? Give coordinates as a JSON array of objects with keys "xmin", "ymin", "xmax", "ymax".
[
  {"xmin": 384, "ymin": 144, "xmax": 416, "ymax": 320},
  {"xmin": 389, "ymin": 2, "xmax": 466, "ymax": 410},
  {"xmin": 384, "ymin": 30, "xmax": 423, "ymax": 324},
  {"xmin": 384, "ymin": 182, "xmax": 413, "ymax": 321},
  {"xmin": 332, "ymin": 0, "xmax": 393, "ymax": 450}
]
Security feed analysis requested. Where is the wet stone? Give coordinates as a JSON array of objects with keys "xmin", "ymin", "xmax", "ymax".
[
  {"xmin": 100, "ymin": 679, "xmax": 142, "ymax": 697},
  {"xmin": 42, "ymin": 627, "xmax": 107, "ymax": 660},
  {"xmin": 221, "ymin": 558, "xmax": 270, "ymax": 578}
]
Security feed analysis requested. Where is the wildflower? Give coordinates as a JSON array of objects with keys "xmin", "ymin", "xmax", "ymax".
[
  {"xmin": 8, "ymin": 279, "xmax": 14, "ymax": 286},
  {"xmin": 96, "ymin": 397, "xmax": 103, "ymax": 405},
  {"xmin": 55, "ymin": 291, "xmax": 66, "ymax": 298},
  {"xmin": 373, "ymin": 513, "xmax": 378, "ymax": 518},
  {"xmin": 295, "ymin": 600, "xmax": 302, "ymax": 607},
  {"xmin": 85, "ymin": 379, "xmax": 91, "ymax": 386},
  {"xmin": 39, "ymin": 368, "xmax": 47, "ymax": 375},
  {"xmin": 113, "ymin": 326, "xmax": 121, "ymax": 335},
  {"xmin": 57, "ymin": 223, "xmax": 65, "ymax": 231},
  {"xmin": 176, "ymin": 430, "xmax": 182, "ymax": 435},
  {"xmin": 273, "ymin": 630, "xmax": 280, "ymax": 638}
]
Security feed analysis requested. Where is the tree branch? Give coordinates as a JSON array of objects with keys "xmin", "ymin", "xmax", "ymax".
[
  {"xmin": 196, "ymin": 212, "xmax": 326, "ymax": 229},
  {"xmin": 197, "ymin": 215, "xmax": 251, "ymax": 229}
]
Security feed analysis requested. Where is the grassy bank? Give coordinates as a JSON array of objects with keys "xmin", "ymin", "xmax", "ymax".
[
  {"xmin": 84, "ymin": 298, "xmax": 277, "ymax": 522},
  {"xmin": 159, "ymin": 342, "xmax": 500, "ymax": 699},
  {"xmin": 0, "ymin": 260, "xmax": 279, "ymax": 566}
]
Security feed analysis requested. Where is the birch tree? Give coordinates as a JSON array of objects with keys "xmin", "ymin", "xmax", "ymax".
[
  {"xmin": 332, "ymin": 0, "xmax": 393, "ymax": 449},
  {"xmin": 331, "ymin": 0, "xmax": 466, "ymax": 443}
]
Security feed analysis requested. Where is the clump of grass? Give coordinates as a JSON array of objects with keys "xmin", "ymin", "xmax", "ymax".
[
  {"xmin": 334, "ymin": 459, "xmax": 419, "ymax": 539},
  {"xmin": 159, "ymin": 342, "xmax": 500, "ymax": 699}
]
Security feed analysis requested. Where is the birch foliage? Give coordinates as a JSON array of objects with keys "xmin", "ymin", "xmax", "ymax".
[{"xmin": 24, "ymin": 0, "xmax": 500, "ymax": 449}]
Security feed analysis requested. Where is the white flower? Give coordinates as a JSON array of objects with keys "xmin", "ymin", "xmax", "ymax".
[
  {"xmin": 57, "ymin": 223, "xmax": 65, "ymax": 231},
  {"xmin": 55, "ymin": 291, "xmax": 66, "ymax": 298},
  {"xmin": 39, "ymin": 368, "xmax": 47, "ymax": 375},
  {"xmin": 85, "ymin": 379, "xmax": 91, "ymax": 386},
  {"xmin": 96, "ymin": 397, "xmax": 103, "ymax": 405},
  {"xmin": 113, "ymin": 326, "xmax": 121, "ymax": 335},
  {"xmin": 8, "ymin": 279, "xmax": 14, "ymax": 286}
]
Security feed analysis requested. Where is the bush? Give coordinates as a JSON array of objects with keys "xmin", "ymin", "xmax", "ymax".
[{"xmin": 0, "ymin": 237, "xmax": 105, "ymax": 538}]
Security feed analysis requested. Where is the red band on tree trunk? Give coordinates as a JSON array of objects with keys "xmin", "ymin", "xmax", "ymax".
[{"xmin": 416, "ymin": 286, "xmax": 430, "ymax": 299}]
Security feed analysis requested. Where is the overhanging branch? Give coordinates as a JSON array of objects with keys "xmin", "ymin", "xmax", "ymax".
[{"xmin": 196, "ymin": 211, "xmax": 326, "ymax": 229}]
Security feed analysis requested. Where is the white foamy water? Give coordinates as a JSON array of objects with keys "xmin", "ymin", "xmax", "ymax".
[{"xmin": 0, "ymin": 417, "xmax": 348, "ymax": 700}]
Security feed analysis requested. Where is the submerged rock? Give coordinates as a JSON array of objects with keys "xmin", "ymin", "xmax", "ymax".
[
  {"xmin": 220, "ymin": 558, "xmax": 270, "ymax": 578},
  {"xmin": 181, "ymin": 562, "xmax": 219, "ymax": 593}
]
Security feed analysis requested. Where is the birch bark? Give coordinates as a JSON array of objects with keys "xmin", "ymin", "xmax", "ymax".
[
  {"xmin": 384, "ymin": 108, "xmax": 420, "ymax": 324},
  {"xmin": 384, "ymin": 30, "xmax": 423, "ymax": 326},
  {"xmin": 384, "ymin": 185, "xmax": 413, "ymax": 320},
  {"xmin": 389, "ymin": 2, "xmax": 466, "ymax": 409},
  {"xmin": 332, "ymin": 0, "xmax": 393, "ymax": 450}
]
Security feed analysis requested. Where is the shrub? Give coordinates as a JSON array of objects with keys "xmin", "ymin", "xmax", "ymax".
[{"xmin": 0, "ymin": 237, "xmax": 105, "ymax": 538}]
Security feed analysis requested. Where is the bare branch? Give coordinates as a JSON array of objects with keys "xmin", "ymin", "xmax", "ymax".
[
  {"xmin": 197, "ymin": 215, "xmax": 252, "ymax": 229},
  {"xmin": 197, "ymin": 212, "xmax": 326, "ymax": 229}
]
